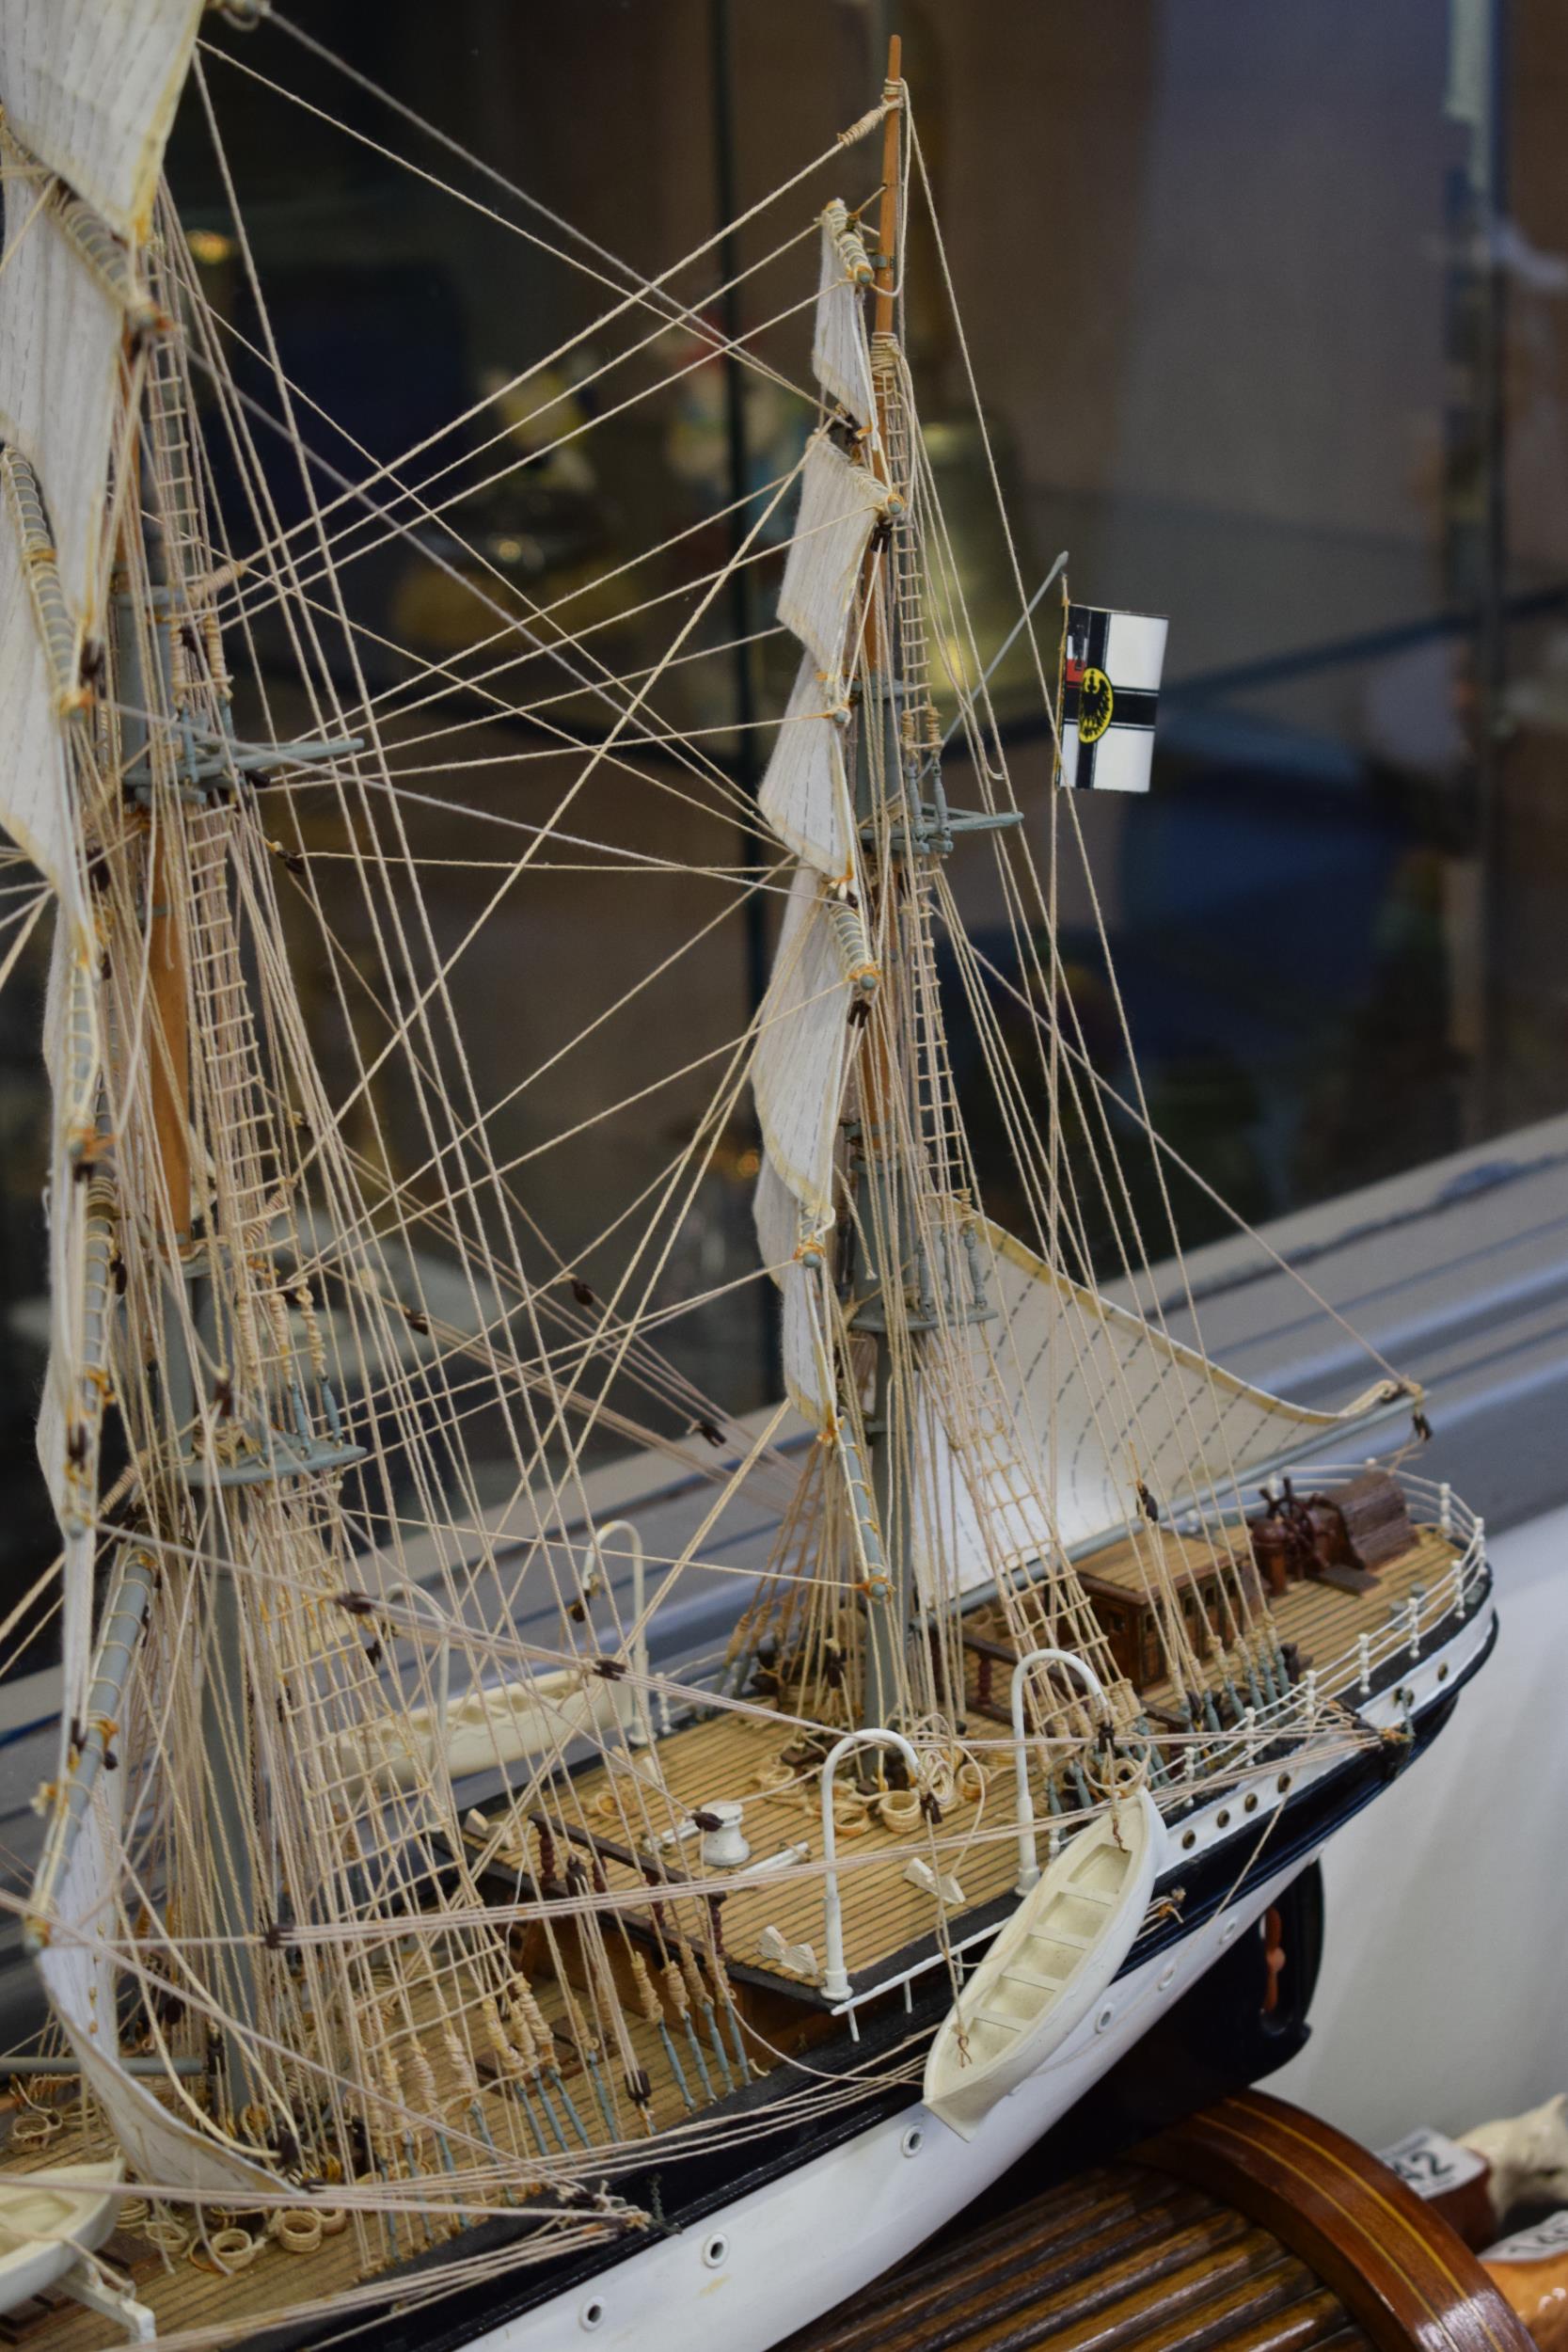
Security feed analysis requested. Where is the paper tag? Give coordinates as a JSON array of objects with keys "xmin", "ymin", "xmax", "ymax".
[
  {"xmin": 1483, "ymin": 2211, "xmax": 1568, "ymax": 2265},
  {"xmin": 1378, "ymin": 2127, "xmax": 1488, "ymax": 2199}
]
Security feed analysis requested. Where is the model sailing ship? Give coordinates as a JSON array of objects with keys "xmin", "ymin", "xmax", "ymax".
[{"xmin": 0, "ymin": 12, "xmax": 1497, "ymax": 2351}]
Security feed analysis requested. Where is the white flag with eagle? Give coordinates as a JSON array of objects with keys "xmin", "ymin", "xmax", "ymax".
[{"xmin": 1057, "ymin": 602, "xmax": 1167, "ymax": 791}]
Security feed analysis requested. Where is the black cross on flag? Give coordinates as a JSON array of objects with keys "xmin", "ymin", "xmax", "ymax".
[{"xmin": 1057, "ymin": 602, "xmax": 1168, "ymax": 791}]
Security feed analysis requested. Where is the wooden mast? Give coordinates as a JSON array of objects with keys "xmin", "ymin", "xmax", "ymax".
[
  {"xmin": 874, "ymin": 37, "xmax": 902, "ymax": 341},
  {"xmin": 854, "ymin": 37, "xmax": 911, "ymax": 1738},
  {"xmin": 118, "ymin": 346, "xmax": 192, "ymax": 1256}
]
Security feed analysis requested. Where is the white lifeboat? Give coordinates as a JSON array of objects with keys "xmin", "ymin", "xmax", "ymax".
[
  {"xmin": 0, "ymin": 2159, "xmax": 126, "ymax": 2315},
  {"xmin": 335, "ymin": 1667, "xmax": 635, "ymax": 1800},
  {"xmin": 924, "ymin": 1785, "xmax": 1164, "ymax": 2139}
]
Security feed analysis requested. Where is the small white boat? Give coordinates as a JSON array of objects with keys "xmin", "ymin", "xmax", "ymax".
[
  {"xmin": 335, "ymin": 1668, "xmax": 637, "ymax": 1801},
  {"xmin": 924, "ymin": 1787, "xmax": 1164, "ymax": 2139},
  {"xmin": 0, "ymin": 2159, "xmax": 122, "ymax": 2314}
]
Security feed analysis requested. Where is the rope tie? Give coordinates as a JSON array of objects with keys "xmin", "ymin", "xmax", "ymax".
[{"xmin": 836, "ymin": 100, "xmax": 894, "ymax": 150}]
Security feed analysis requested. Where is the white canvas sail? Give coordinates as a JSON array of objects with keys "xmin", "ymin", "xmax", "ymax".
[
  {"xmin": 757, "ymin": 651, "xmax": 857, "ymax": 882},
  {"xmin": 35, "ymin": 1799, "xmax": 272, "ymax": 2201},
  {"xmin": 36, "ymin": 924, "xmax": 105, "ymax": 1735},
  {"xmin": 910, "ymin": 1372, "xmax": 1057, "ymax": 1602},
  {"xmin": 755, "ymin": 1155, "xmax": 834, "ymax": 1425},
  {"xmin": 0, "ymin": 178, "xmax": 123, "ymax": 644},
  {"xmin": 780, "ymin": 1254, "xmax": 834, "ymax": 1425},
  {"xmin": 752, "ymin": 424, "xmax": 888, "ymax": 1423},
  {"xmin": 0, "ymin": 1, "xmax": 202, "ymax": 244},
  {"xmin": 776, "ymin": 431, "xmax": 889, "ymax": 678},
  {"xmin": 752, "ymin": 866, "xmax": 852, "ymax": 1232},
  {"xmin": 910, "ymin": 1216, "xmax": 1409, "ymax": 1596},
  {"xmin": 29, "ymin": 1546, "xmax": 275, "ymax": 2204},
  {"xmin": 813, "ymin": 199, "xmax": 876, "ymax": 428}
]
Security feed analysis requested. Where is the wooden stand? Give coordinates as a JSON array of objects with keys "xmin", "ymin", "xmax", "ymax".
[{"xmin": 785, "ymin": 2091, "xmax": 1532, "ymax": 2352}]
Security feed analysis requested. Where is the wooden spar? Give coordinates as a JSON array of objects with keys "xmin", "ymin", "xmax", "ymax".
[
  {"xmin": 874, "ymin": 36, "xmax": 902, "ymax": 341},
  {"xmin": 119, "ymin": 373, "xmax": 191, "ymax": 1255}
]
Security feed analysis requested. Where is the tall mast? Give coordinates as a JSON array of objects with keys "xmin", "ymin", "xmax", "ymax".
[
  {"xmin": 114, "ymin": 328, "xmax": 364, "ymax": 2132},
  {"xmin": 846, "ymin": 39, "xmax": 1012, "ymax": 1734},
  {"xmin": 851, "ymin": 38, "xmax": 917, "ymax": 1734}
]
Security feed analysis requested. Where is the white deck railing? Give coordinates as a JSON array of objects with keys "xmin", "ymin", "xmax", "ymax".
[{"xmin": 816, "ymin": 1469, "xmax": 1488, "ymax": 2019}]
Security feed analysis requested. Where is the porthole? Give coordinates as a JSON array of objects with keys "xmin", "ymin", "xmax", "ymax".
[
  {"xmin": 1437, "ymin": 1662, "xmax": 1449, "ymax": 1682},
  {"xmin": 1157, "ymin": 1962, "xmax": 1178, "ymax": 1993},
  {"xmin": 1215, "ymin": 1808, "xmax": 1230, "ymax": 1829},
  {"xmin": 901, "ymin": 2124, "xmax": 925, "ymax": 2158},
  {"xmin": 1218, "ymin": 1915, "xmax": 1241, "ymax": 1948},
  {"xmin": 1094, "ymin": 2001, "xmax": 1116, "ymax": 2034},
  {"xmin": 580, "ymin": 2299, "xmax": 605, "ymax": 2332},
  {"xmin": 703, "ymin": 2233, "xmax": 730, "ymax": 2270},
  {"xmin": 1180, "ymin": 1828, "xmax": 1196, "ymax": 1850},
  {"xmin": 1243, "ymin": 1792, "xmax": 1259, "ymax": 1814},
  {"xmin": 1276, "ymin": 1772, "xmax": 1291, "ymax": 1793}
]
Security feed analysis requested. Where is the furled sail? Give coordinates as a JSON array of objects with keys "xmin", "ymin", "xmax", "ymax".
[
  {"xmin": 910, "ymin": 1215, "xmax": 1411, "ymax": 1596},
  {"xmin": 755, "ymin": 236, "xmax": 880, "ymax": 881},
  {"xmin": 28, "ymin": 1552, "xmax": 275, "ymax": 2201}
]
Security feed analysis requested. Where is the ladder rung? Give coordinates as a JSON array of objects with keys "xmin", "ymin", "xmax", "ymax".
[
  {"xmin": 1002, "ymin": 1965, "xmax": 1064, "ymax": 1993},
  {"xmin": 974, "ymin": 2006, "xmax": 1025, "ymax": 2032}
]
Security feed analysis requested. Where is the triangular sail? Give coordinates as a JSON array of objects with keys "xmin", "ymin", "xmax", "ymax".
[
  {"xmin": 910, "ymin": 1215, "xmax": 1410, "ymax": 1597},
  {"xmin": 30, "ymin": 1557, "xmax": 272, "ymax": 2201}
]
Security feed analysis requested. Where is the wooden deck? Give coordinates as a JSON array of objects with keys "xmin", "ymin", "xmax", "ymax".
[
  {"xmin": 503, "ymin": 1699, "xmax": 1026, "ymax": 1994},
  {"xmin": 0, "ymin": 1987, "xmax": 646, "ymax": 2350},
  {"xmin": 498, "ymin": 1515, "xmax": 1463, "ymax": 2012}
]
